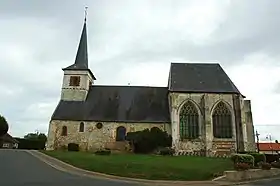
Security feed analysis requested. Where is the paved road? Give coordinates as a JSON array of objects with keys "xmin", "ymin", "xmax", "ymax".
[
  {"xmin": 0, "ymin": 149, "xmax": 140, "ymax": 186},
  {"xmin": 2, "ymin": 149, "xmax": 280, "ymax": 186},
  {"xmin": 241, "ymin": 178, "xmax": 280, "ymax": 186}
]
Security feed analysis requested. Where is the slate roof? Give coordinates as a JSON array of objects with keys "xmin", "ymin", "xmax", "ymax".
[
  {"xmin": 0, "ymin": 133, "xmax": 18, "ymax": 144},
  {"xmin": 52, "ymin": 85, "xmax": 170, "ymax": 123},
  {"xmin": 168, "ymin": 63, "xmax": 241, "ymax": 94}
]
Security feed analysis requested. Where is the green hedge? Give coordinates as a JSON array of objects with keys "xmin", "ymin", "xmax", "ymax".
[
  {"xmin": 231, "ymin": 153, "xmax": 254, "ymax": 167},
  {"xmin": 248, "ymin": 153, "xmax": 266, "ymax": 165},
  {"xmin": 15, "ymin": 138, "xmax": 45, "ymax": 150}
]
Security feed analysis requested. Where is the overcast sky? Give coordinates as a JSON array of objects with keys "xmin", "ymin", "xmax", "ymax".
[{"xmin": 0, "ymin": 0, "xmax": 279, "ymax": 142}]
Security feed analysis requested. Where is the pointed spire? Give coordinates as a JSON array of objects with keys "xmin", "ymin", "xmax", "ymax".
[
  {"xmin": 62, "ymin": 7, "xmax": 96, "ymax": 80},
  {"xmin": 63, "ymin": 7, "xmax": 89, "ymax": 70},
  {"xmin": 73, "ymin": 18, "xmax": 88, "ymax": 69}
]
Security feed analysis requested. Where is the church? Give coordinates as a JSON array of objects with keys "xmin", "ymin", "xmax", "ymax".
[{"xmin": 46, "ymin": 18, "xmax": 256, "ymax": 156}]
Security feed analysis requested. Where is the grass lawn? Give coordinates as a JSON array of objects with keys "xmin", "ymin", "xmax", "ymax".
[{"xmin": 42, "ymin": 151, "xmax": 233, "ymax": 181}]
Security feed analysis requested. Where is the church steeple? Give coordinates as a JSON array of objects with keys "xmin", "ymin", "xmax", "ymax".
[
  {"xmin": 60, "ymin": 9, "xmax": 96, "ymax": 101},
  {"xmin": 62, "ymin": 7, "xmax": 95, "ymax": 79},
  {"xmin": 62, "ymin": 19, "xmax": 92, "ymax": 72}
]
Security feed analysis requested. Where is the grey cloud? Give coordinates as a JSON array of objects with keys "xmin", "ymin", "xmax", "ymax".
[
  {"xmin": 0, "ymin": 0, "xmax": 87, "ymax": 20},
  {"xmin": 104, "ymin": 0, "xmax": 280, "ymax": 66},
  {"xmin": 274, "ymin": 82, "xmax": 280, "ymax": 94},
  {"xmin": 211, "ymin": 0, "xmax": 280, "ymax": 62}
]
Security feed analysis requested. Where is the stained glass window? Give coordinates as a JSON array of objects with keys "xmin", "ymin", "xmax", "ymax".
[
  {"xmin": 212, "ymin": 102, "xmax": 232, "ymax": 138},
  {"xmin": 179, "ymin": 101, "xmax": 199, "ymax": 139}
]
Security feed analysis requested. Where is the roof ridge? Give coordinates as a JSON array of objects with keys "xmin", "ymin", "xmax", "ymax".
[
  {"xmin": 171, "ymin": 62, "xmax": 220, "ymax": 65},
  {"xmin": 90, "ymin": 85, "xmax": 168, "ymax": 88}
]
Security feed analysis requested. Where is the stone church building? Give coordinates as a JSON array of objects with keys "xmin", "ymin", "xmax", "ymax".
[{"xmin": 46, "ymin": 19, "xmax": 256, "ymax": 156}]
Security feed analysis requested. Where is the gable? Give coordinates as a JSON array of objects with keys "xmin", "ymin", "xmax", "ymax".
[
  {"xmin": 52, "ymin": 85, "xmax": 170, "ymax": 123},
  {"xmin": 0, "ymin": 133, "xmax": 18, "ymax": 143},
  {"xmin": 168, "ymin": 63, "xmax": 241, "ymax": 94}
]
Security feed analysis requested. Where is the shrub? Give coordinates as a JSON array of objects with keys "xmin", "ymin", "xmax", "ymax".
[
  {"xmin": 126, "ymin": 128, "xmax": 172, "ymax": 154},
  {"xmin": 95, "ymin": 149, "xmax": 111, "ymax": 155},
  {"xmin": 234, "ymin": 163, "xmax": 250, "ymax": 171},
  {"xmin": 158, "ymin": 147, "xmax": 175, "ymax": 156},
  {"xmin": 231, "ymin": 153, "xmax": 254, "ymax": 167},
  {"xmin": 271, "ymin": 161, "xmax": 280, "ymax": 168},
  {"xmin": 248, "ymin": 153, "xmax": 266, "ymax": 166},
  {"xmin": 261, "ymin": 162, "xmax": 272, "ymax": 170},
  {"xmin": 67, "ymin": 143, "xmax": 79, "ymax": 151}
]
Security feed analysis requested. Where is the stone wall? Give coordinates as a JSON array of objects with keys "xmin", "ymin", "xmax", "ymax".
[
  {"xmin": 243, "ymin": 100, "xmax": 256, "ymax": 152},
  {"xmin": 61, "ymin": 70, "xmax": 94, "ymax": 101},
  {"xmin": 169, "ymin": 93, "xmax": 238, "ymax": 156},
  {"xmin": 47, "ymin": 92, "xmax": 256, "ymax": 155},
  {"xmin": 224, "ymin": 168, "xmax": 280, "ymax": 182},
  {"xmin": 46, "ymin": 120, "xmax": 171, "ymax": 151}
]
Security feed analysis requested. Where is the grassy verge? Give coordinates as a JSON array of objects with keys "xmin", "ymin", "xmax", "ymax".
[{"xmin": 42, "ymin": 151, "xmax": 233, "ymax": 181}]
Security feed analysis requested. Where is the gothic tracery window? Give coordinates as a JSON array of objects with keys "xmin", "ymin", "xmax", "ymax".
[
  {"xmin": 212, "ymin": 101, "xmax": 232, "ymax": 138},
  {"xmin": 179, "ymin": 101, "xmax": 199, "ymax": 139}
]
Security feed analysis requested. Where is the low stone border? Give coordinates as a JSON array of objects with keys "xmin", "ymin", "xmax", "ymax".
[
  {"xmin": 224, "ymin": 168, "xmax": 280, "ymax": 182},
  {"xmin": 27, "ymin": 150, "xmax": 230, "ymax": 186}
]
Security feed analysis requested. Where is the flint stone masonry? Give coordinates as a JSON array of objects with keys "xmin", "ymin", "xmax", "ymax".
[
  {"xmin": 47, "ymin": 92, "xmax": 256, "ymax": 156},
  {"xmin": 170, "ymin": 93, "xmax": 238, "ymax": 156},
  {"xmin": 46, "ymin": 120, "xmax": 170, "ymax": 151}
]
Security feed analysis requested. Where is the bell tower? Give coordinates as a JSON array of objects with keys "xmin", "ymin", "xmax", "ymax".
[{"xmin": 61, "ymin": 11, "xmax": 96, "ymax": 101}]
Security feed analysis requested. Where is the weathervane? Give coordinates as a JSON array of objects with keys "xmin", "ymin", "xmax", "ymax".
[{"xmin": 84, "ymin": 6, "xmax": 88, "ymax": 22}]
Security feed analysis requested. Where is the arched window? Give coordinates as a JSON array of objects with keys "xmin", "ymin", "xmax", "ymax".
[
  {"xmin": 151, "ymin": 127, "xmax": 161, "ymax": 133},
  {"xmin": 116, "ymin": 126, "xmax": 126, "ymax": 141},
  {"xmin": 212, "ymin": 102, "xmax": 232, "ymax": 138},
  {"xmin": 62, "ymin": 126, "xmax": 67, "ymax": 136},
  {"xmin": 179, "ymin": 101, "xmax": 199, "ymax": 139},
  {"xmin": 79, "ymin": 122, "xmax": 84, "ymax": 132}
]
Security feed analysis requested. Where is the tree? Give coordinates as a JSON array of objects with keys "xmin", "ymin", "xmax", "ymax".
[
  {"xmin": 24, "ymin": 132, "xmax": 47, "ymax": 143},
  {"xmin": 0, "ymin": 115, "xmax": 9, "ymax": 137}
]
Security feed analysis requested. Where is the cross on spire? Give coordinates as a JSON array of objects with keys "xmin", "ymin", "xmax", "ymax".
[{"xmin": 84, "ymin": 6, "xmax": 88, "ymax": 22}]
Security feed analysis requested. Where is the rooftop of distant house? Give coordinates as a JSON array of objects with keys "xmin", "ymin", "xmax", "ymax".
[
  {"xmin": 0, "ymin": 133, "xmax": 18, "ymax": 144},
  {"xmin": 258, "ymin": 143, "xmax": 280, "ymax": 151}
]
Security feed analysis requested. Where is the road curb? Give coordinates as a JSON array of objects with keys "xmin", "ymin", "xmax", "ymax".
[{"xmin": 27, "ymin": 150, "xmax": 231, "ymax": 186}]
